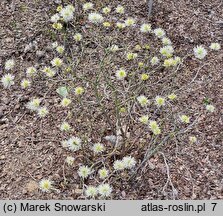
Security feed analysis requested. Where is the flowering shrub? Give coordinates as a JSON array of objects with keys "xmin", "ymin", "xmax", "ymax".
[{"xmin": 1, "ymin": 2, "xmax": 220, "ymax": 199}]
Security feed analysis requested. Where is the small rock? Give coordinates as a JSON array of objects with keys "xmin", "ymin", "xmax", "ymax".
[
  {"xmin": 121, "ymin": 190, "xmax": 126, "ymax": 198},
  {"xmin": 0, "ymin": 155, "xmax": 6, "ymax": 160},
  {"xmin": 36, "ymin": 50, "xmax": 45, "ymax": 58},
  {"xmin": 104, "ymin": 135, "xmax": 117, "ymax": 145},
  {"xmin": 74, "ymin": 188, "xmax": 83, "ymax": 194},
  {"xmin": 2, "ymin": 97, "xmax": 9, "ymax": 105},
  {"xmin": 148, "ymin": 161, "xmax": 156, "ymax": 170},
  {"xmin": 26, "ymin": 181, "xmax": 38, "ymax": 193},
  {"xmin": 54, "ymin": 0, "xmax": 62, "ymax": 3},
  {"xmin": 46, "ymin": 46, "xmax": 52, "ymax": 52},
  {"xmin": 15, "ymin": 104, "xmax": 20, "ymax": 110}
]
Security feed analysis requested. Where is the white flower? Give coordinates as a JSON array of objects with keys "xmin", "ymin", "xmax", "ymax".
[
  {"xmin": 141, "ymin": 73, "xmax": 149, "ymax": 81},
  {"xmin": 155, "ymin": 96, "xmax": 165, "ymax": 107},
  {"xmin": 21, "ymin": 79, "xmax": 31, "ymax": 89},
  {"xmin": 37, "ymin": 107, "xmax": 49, "ymax": 118},
  {"xmin": 98, "ymin": 184, "xmax": 112, "ymax": 197},
  {"xmin": 66, "ymin": 156, "xmax": 74, "ymax": 166},
  {"xmin": 122, "ymin": 156, "xmax": 136, "ymax": 169},
  {"xmin": 116, "ymin": 22, "xmax": 126, "ymax": 29},
  {"xmin": 39, "ymin": 179, "xmax": 53, "ymax": 192},
  {"xmin": 61, "ymin": 98, "xmax": 71, "ymax": 107},
  {"xmin": 113, "ymin": 160, "xmax": 125, "ymax": 171},
  {"xmin": 66, "ymin": 4, "xmax": 75, "ymax": 12},
  {"xmin": 42, "ymin": 67, "xmax": 56, "ymax": 77},
  {"xmin": 60, "ymin": 7, "xmax": 74, "ymax": 22},
  {"xmin": 140, "ymin": 24, "xmax": 151, "ymax": 33},
  {"xmin": 75, "ymin": 86, "xmax": 84, "ymax": 95},
  {"xmin": 56, "ymin": 45, "xmax": 65, "ymax": 54},
  {"xmin": 139, "ymin": 115, "xmax": 149, "ymax": 124},
  {"xmin": 125, "ymin": 18, "xmax": 136, "ymax": 26},
  {"xmin": 83, "ymin": 2, "xmax": 94, "ymax": 11},
  {"xmin": 26, "ymin": 66, "xmax": 37, "ymax": 76},
  {"xmin": 26, "ymin": 98, "xmax": 41, "ymax": 111},
  {"xmin": 67, "ymin": 137, "xmax": 82, "ymax": 151},
  {"xmin": 174, "ymin": 56, "xmax": 181, "ymax": 65},
  {"xmin": 154, "ymin": 28, "xmax": 166, "ymax": 38},
  {"xmin": 51, "ymin": 13, "xmax": 60, "ymax": 23},
  {"xmin": 163, "ymin": 58, "xmax": 175, "ymax": 67},
  {"xmin": 51, "ymin": 57, "xmax": 63, "ymax": 67},
  {"xmin": 52, "ymin": 22, "xmax": 63, "ymax": 30},
  {"xmin": 150, "ymin": 56, "xmax": 159, "ymax": 66},
  {"xmin": 52, "ymin": 41, "xmax": 58, "ymax": 48},
  {"xmin": 60, "ymin": 122, "xmax": 71, "ymax": 131},
  {"xmin": 85, "ymin": 186, "xmax": 98, "ymax": 198},
  {"xmin": 210, "ymin": 43, "xmax": 221, "ymax": 51},
  {"xmin": 103, "ymin": 22, "xmax": 111, "ymax": 28},
  {"xmin": 115, "ymin": 5, "xmax": 125, "ymax": 14},
  {"xmin": 137, "ymin": 95, "xmax": 149, "ymax": 107},
  {"xmin": 109, "ymin": 45, "xmax": 119, "ymax": 52},
  {"xmin": 74, "ymin": 33, "xmax": 82, "ymax": 42},
  {"xmin": 78, "ymin": 165, "xmax": 92, "ymax": 179},
  {"xmin": 5, "ymin": 59, "xmax": 15, "ymax": 70},
  {"xmin": 98, "ymin": 168, "xmax": 109, "ymax": 179},
  {"xmin": 180, "ymin": 115, "xmax": 190, "ymax": 124},
  {"xmin": 206, "ymin": 104, "xmax": 215, "ymax": 112},
  {"xmin": 168, "ymin": 93, "xmax": 177, "ymax": 100},
  {"xmin": 194, "ymin": 45, "xmax": 207, "ymax": 59},
  {"xmin": 162, "ymin": 37, "xmax": 172, "ymax": 45},
  {"xmin": 88, "ymin": 13, "xmax": 104, "ymax": 24},
  {"xmin": 92, "ymin": 143, "xmax": 105, "ymax": 154},
  {"xmin": 61, "ymin": 140, "xmax": 69, "ymax": 148},
  {"xmin": 189, "ymin": 136, "xmax": 197, "ymax": 144},
  {"xmin": 160, "ymin": 45, "xmax": 174, "ymax": 58},
  {"xmin": 116, "ymin": 69, "xmax": 127, "ymax": 80},
  {"xmin": 102, "ymin": 7, "xmax": 111, "ymax": 14},
  {"xmin": 1, "ymin": 73, "xmax": 15, "ymax": 88},
  {"xmin": 126, "ymin": 52, "xmax": 137, "ymax": 60}
]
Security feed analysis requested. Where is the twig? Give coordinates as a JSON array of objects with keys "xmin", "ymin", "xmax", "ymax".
[
  {"xmin": 159, "ymin": 152, "xmax": 178, "ymax": 199},
  {"xmin": 148, "ymin": 0, "xmax": 154, "ymax": 17},
  {"xmin": 129, "ymin": 132, "xmax": 172, "ymax": 180}
]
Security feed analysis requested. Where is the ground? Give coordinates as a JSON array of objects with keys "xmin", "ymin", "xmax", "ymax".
[{"xmin": 0, "ymin": 0, "xmax": 222, "ymax": 199}]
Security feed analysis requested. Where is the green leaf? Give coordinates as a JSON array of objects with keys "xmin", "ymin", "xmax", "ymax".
[
  {"xmin": 56, "ymin": 86, "xmax": 68, "ymax": 98},
  {"xmin": 203, "ymin": 97, "xmax": 210, "ymax": 105}
]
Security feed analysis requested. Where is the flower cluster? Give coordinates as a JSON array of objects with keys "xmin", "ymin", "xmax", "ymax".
[
  {"xmin": 85, "ymin": 184, "xmax": 112, "ymax": 198},
  {"xmin": 88, "ymin": 13, "xmax": 104, "ymax": 24},
  {"xmin": 26, "ymin": 98, "xmax": 48, "ymax": 118},
  {"xmin": 149, "ymin": 121, "xmax": 161, "ymax": 135},
  {"xmin": 113, "ymin": 156, "xmax": 136, "ymax": 171}
]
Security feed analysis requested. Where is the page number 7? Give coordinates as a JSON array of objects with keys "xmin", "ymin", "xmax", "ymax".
[{"xmin": 211, "ymin": 203, "xmax": 217, "ymax": 211}]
